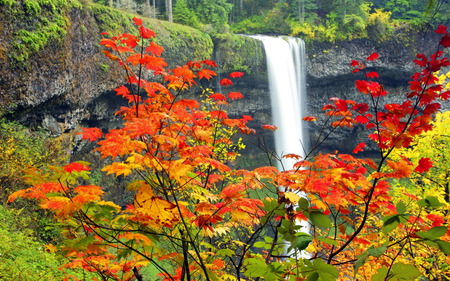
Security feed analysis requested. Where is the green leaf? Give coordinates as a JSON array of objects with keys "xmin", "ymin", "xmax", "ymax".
[
  {"xmin": 244, "ymin": 258, "xmax": 267, "ymax": 277},
  {"xmin": 382, "ymin": 215, "xmax": 400, "ymax": 233},
  {"xmin": 298, "ymin": 197, "xmax": 309, "ymax": 210},
  {"xmin": 395, "ymin": 201, "xmax": 406, "ymax": 214},
  {"xmin": 371, "ymin": 267, "xmax": 389, "ymax": 281},
  {"xmin": 418, "ymin": 196, "xmax": 445, "ymax": 209},
  {"xmin": 290, "ymin": 234, "xmax": 312, "ymax": 251},
  {"xmin": 354, "ymin": 252, "xmax": 369, "ymax": 277},
  {"xmin": 253, "ymin": 241, "xmax": 266, "ymax": 248},
  {"xmin": 314, "ymin": 259, "xmax": 339, "ymax": 280},
  {"xmin": 436, "ymin": 240, "xmax": 450, "ymax": 255},
  {"xmin": 216, "ymin": 249, "xmax": 234, "ymax": 257},
  {"xmin": 306, "ymin": 272, "xmax": 319, "ymax": 281},
  {"xmin": 367, "ymin": 244, "xmax": 388, "ymax": 257},
  {"xmin": 391, "ymin": 263, "xmax": 421, "ymax": 280},
  {"xmin": 317, "ymin": 237, "xmax": 338, "ymax": 246},
  {"xmin": 416, "ymin": 226, "xmax": 447, "ymax": 240},
  {"xmin": 310, "ymin": 211, "xmax": 331, "ymax": 228}
]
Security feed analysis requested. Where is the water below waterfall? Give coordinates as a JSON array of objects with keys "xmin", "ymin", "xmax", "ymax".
[{"xmin": 251, "ymin": 35, "xmax": 311, "ymax": 257}]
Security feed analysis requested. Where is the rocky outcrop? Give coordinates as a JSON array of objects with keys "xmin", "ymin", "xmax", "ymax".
[
  {"xmin": 1, "ymin": 1, "xmax": 447, "ymax": 160},
  {"xmin": 1, "ymin": 3, "xmax": 213, "ymax": 134}
]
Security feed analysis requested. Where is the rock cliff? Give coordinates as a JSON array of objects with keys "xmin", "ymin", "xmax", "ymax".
[{"xmin": 0, "ymin": 1, "xmax": 447, "ymax": 161}]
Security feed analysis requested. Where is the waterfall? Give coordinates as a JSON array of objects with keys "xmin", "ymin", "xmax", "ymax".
[{"xmin": 251, "ymin": 35, "xmax": 310, "ymax": 257}]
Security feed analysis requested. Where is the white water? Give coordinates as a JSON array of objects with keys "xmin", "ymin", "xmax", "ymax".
[{"xmin": 252, "ymin": 36, "xmax": 310, "ymax": 258}]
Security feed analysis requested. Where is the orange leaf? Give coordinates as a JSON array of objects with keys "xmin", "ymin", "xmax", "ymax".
[
  {"xmin": 77, "ymin": 127, "xmax": 103, "ymax": 141},
  {"xmin": 262, "ymin": 124, "xmax": 277, "ymax": 131},
  {"xmin": 228, "ymin": 92, "xmax": 243, "ymax": 100},
  {"xmin": 219, "ymin": 78, "xmax": 233, "ymax": 86},
  {"xmin": 197, "ymin": 69, "xmax": 217, "ymax": 80},
  {"xmin": 228, "ymin": 72, "xmax": 244, "ymax": 78}
]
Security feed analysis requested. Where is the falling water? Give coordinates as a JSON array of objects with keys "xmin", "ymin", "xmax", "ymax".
[{"xmin": 252, "ymin": 35, "xmax": 310, "ymax": 257}]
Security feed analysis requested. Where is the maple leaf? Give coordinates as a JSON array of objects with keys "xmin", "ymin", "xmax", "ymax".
[
  {"xmin": 352, "ymin": 142, "xmax": 366, "ymax": 154},
  {"xmin": 352, "ymin": 103, "xmax": 369, "ymax": 114},
  {"xmin": 201, "ymin": 59, "xmax": 218, "ymax": 67},
  {"xmin": 366, "ymin": 71, "xmax": 379, "ymax": 79},
  {"xmin": 210, "ymin": 93, "xmax": 227, "ymax": 101},
  {"xmin": 210, "ymin": 110, "xmax": 228, "ymax": 119},
  {"xmin": 350, "ymin": 60, "xmax": 360, "ymax": 66},
  {"xmin": 77, "ymin": 127, "xmax": 103, "ymax": 141},
  {"xmin": 414, "ymin": 54, "xmax": 428, "ymax": 67},
  {"xmin": 303, "ymin": 116, "xmax": 317, "ymax": 122},
  {"xmin": 415, "ymin": 157, "xmax": 433, "ymax": 173},
  {"xmin": 262, "ymin": 124, "xmax": 277, "ymax": 131},
  {"xmin": 440, "ymin": 34, "xmax": 450, "ymax": 48},
  {"xmin": 366, "ymin": 52, "xmax": 379, "ymax": 61},
  {"xmin": 229, "ymin": 72, "xmax": 245, "ymax": 78},
  {"xmin": 133, "ymin": 17, "xmax": 143, "ymax": 26},
  {"xmin": 435, "ymin": 25, "xmax": 448, "ymax": 34},
  {"xmin": 197, "ymin": 69, "xmax": 217, "ymax": 80},
  {"xmin": 139, "ymin": 26, "xmax": 155, "ymax": 39},
  {"xmin": 220, "ymin": 78, "xmax": 233, "ymax": 86},
  {"xmin": 228, "ymin": 92, "xmax": 243, "ymax": 100},
  {"xmin": 145, "ymin": 42, "xmax": 164, "ymax": 56},
  {"xmin": 64, "ymin": 162, "xmax": 90, "ymax": 173}
]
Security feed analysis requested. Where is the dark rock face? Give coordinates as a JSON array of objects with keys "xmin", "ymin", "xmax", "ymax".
[{"xmin": 1, "ymin": 5, "xmax": 212, "ymax": 136}]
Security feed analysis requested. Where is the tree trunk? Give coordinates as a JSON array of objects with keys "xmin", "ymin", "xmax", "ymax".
[{"xmin": 165, "ymin": 0, "xmax": 173, "ymax": 22}]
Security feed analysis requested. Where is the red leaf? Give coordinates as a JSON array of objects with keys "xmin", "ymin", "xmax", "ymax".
[
  {"xmin": 350, "ymin": 60, "xmax": 360, "ymax": 66},
  {"xmin": 197, "ymin": 69, "xmax": 217, "ymax": 80},
  {"xmin": 366, "ymin": 53, "xmax": 379, "ymax": 61},
  {"xmin": 145, "ymin": 42, "xmax": 164, "ymax": 56},
  {"xmin": 77, "ymin": 127, "xmax": 103, "ymax": 141},
  {"xmin": 414, "ymin": 54, "xmax": 428, "ymax": 67},
  {"xmin": 366, "ymin": 71, "xmax": 379, "ymax": 79},
  {"xmin": 64, "ymin": 162, "xmax": 90, "ymax": 173},
  {"xmin": 201, "ymin": 59, "xmax": 218, "ymax": 67},
  {"xmin": 435, "ymin": 25, "xmax": 448, "ymax": 34},
  {"xmin": 133, "ymin": 17, "xmax": 143, "ymax": 26},
  {"xmin": 209, "ymin": 93, "xmax": 226, "ymax": 101},
  {"xmin": 302, "ymin": 116, "xmax": 317, "ymax": 122},
  {"xmin": 440, "ymin": 34, "xmax": 450, "ymax": 48},
  {"xmin": 262, "ymin": 124, "xmax": 278, "ymax": 131},
  {"xmin": 228, "ymin": 92, "xmax": 243, "ymax": 100},
  {"xmin": 210, "ymin": 110, "xmax": 228, "ymax": 119},
  {"xmin": 139, "ymin": 26, "xmax": 156, "ymax": 39},
  {"xmin": 352, "ymin": 142, "xmax": 366, "ymax": 154},
  {"xmin": 229, "ymin": 72, "xmax": 245, "ymax": 78},
  {"xmin": 220, "ymin": 78, "xmax": 233, "ymax": 86},
  {"xmin": 441, "ymin": 90, "xmax": 450, "ymax": 100},
  {"xmin": 355, "ymin": 115, "xmax": 370, "ymax": 124},
  {"xmin": 415, "ymin": 157, "xmax": 433, "ymax": 173},
  {"xmin": 352, "ymin": 103, "xmax": 369, "ymax": 114}
]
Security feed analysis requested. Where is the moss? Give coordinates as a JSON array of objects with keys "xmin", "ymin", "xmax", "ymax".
[
  {"xmin": 213, "ymin": 33, "xmax": 265, "ymax": 74},
  {"xmin": 88, "ymin": 3, "xmax": 133, "ymax": 35},
  {"xmin": 99, "ymin": 63, "xmax": 109, "ymax": 72},
  {"xmin": 3, "ymin": 0, "xmax": 82, "ymax": 66}
]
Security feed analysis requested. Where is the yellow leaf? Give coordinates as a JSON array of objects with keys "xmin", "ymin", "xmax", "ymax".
[
  {"xmin": 134, "ymin": 183, "xmax": 179, "ymax": 227},
  {"xmin": 284, "ymin": 192, "xmax": 301, "ymax": 204}
]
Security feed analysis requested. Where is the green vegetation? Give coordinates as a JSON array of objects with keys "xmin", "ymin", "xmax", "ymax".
[
  {"xmin": 1, "ymin": 0, "xmax": 82, "ymax": 64},
  {"xmin": 86, "ymin": 0, "xmax": 450, "ymax": 41},
  {"xmin": 0, "ymin": 205, "xmax": 94, "ymax": 280},
  {"xmin": 0, "ymin": 118, "xmax": 70, "ymax": 204}
]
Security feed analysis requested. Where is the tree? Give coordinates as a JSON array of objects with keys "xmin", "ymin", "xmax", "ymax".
[
  {"xmin": 10, "ymin": 19, "xmax": 450, "ymax": 280},
  {"xmin": 173, "ymin": 0, "xmax": 199, "ymax": 28},
  {"xmin": 195, "ymin": 0, "xmax": 233, "ymax": 27}
]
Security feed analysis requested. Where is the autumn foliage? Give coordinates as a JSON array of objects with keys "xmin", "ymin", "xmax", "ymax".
[{"xmin": 9, "ymin": 20, "xmax": 450, "ymax": 280}]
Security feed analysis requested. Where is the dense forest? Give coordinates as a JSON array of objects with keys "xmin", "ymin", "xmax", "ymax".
[{"xmin": 89, "ymin": 0, "xmax": 450, "ymax": 40}]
